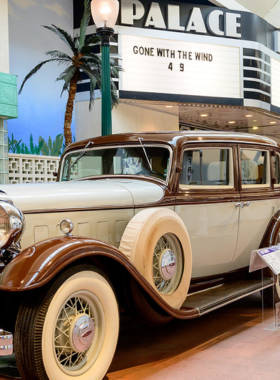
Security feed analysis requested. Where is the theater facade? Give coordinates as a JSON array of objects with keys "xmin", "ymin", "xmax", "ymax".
[{"xmin": 73, "ymin": 0, "xmax": 280, "ymax": 142}]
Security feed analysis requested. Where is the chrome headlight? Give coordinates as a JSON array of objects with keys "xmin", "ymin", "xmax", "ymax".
[{"xmin": 0, "ymin": 201, "xmax": 25, "ymax": 249}]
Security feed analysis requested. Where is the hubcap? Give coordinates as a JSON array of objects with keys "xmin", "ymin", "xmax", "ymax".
[
  {"xmin": 70, "ymin": 314, "xmax": 95, "ymax": 353},
  {"xmin": 153, "ymin": 234, "xmax": 183, "ymax": 295},
  {"xmin": 159, "ymin": 249, "xmax": 177, "ymax": 280}
]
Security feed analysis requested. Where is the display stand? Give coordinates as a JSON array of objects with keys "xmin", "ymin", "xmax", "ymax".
[{"xmin": 250, "ymin": 246, "xmax": 280, "ymax": 331}]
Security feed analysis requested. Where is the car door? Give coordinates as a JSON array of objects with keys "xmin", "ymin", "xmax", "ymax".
[
  {"xmin": 232, "ymin": 145, "xmax": 275, "ymax": 268},
  {"xmin": 175, "ymin": 143, "xmax": 240, "ymax": 278}
]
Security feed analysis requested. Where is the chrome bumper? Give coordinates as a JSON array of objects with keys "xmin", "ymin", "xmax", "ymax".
[{"xmin": 0, "ymin": 330, "xmax": 13, "ymax": 356}]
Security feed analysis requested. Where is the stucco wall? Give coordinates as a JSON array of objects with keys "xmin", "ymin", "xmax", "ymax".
[{"xmin": 75, "ymin": 99, "xmax": 179, "ymax": 141}]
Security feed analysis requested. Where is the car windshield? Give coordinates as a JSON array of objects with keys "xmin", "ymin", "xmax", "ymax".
[{"xmin": 61, "ymin": 145, "xmax": 171, "ymax": 182}]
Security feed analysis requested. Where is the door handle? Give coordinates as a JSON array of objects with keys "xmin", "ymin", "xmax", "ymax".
[
  {"xmin": 234, "ymin": 202, "xmax": 243, "ymax": 208},
  {"xmin": 243, "ymin": 201, "xmax": 254, "ymax": 207},
  {"xmin": 234, "ymin": 201, "xmax": 254, "ymax": 209}
]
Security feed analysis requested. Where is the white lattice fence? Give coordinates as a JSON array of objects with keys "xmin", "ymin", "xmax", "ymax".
[{"xmin": 9, "ymin": 154, "xmax": 60, "ymax": 184}]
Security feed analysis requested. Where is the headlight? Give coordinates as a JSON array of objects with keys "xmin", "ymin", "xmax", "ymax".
[{"xmin": 0, "ymin": 201, "xmax": 25, "ymax": 249}]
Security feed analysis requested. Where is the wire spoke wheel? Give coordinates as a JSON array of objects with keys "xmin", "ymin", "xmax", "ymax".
[
  {"xmin": 53, "ymin": 291, "xmax": 105, "ymax": 374},
  {"xmin": 153, "ymin": 233, "xmax": 183, "ymax": 295},
  {"xmin": 14, "ymin": 265, "xmax": 119, "ymax": 380}
]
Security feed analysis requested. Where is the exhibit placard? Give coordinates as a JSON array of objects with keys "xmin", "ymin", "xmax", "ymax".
[
  {"xmin": 120, "ymin": 34, "xmax": 241, "ymax": 98},
  {"xmin": 250, "ymin": 246, "xmax": 280, "ymax": 275}
]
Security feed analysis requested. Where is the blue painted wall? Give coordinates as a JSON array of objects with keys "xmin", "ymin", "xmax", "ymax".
[{"xmin": 8, "ymin": 0, "xmax": 75, "ymax": 148}]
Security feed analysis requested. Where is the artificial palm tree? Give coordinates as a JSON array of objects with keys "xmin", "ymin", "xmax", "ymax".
[{"xmin": 19, "ymin": 0, "xmax": 120, "ymax": 146}]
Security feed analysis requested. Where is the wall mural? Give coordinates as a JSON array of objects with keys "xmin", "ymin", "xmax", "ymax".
[{"xmin": 8, "ymin": 0, "xmax": 75, "ymax": 156}]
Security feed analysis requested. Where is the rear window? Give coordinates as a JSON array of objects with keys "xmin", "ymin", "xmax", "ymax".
[
  {"xmin": 180, "ymin": 148, "xmax": 233, "ymax": 188},
  {"xmin": 241, "ymin": 149, "xmax": 269, "ymax": 186}
]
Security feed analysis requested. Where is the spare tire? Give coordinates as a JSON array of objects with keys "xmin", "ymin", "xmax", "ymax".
[{"xmin": 119, "ymin": 208, "xmax": 192, "ymax": 309}]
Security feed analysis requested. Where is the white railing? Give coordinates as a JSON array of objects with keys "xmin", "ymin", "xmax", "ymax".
[{"xmin": 8, "ymin": 153, "xmax": 60, "ymax": 184}]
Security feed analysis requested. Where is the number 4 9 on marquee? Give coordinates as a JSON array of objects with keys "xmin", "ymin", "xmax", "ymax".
[{"xmin": 168, "ymin": 63, "xmax": 185, "ymax": 72}]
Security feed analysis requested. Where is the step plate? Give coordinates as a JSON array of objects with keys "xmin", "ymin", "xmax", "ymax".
[{"xmin": 182, "ymin": 278, "xmax": 274, "ymax": 316}]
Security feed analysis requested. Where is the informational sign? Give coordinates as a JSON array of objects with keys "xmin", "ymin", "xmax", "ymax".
[
  {"xmin": 121, "ymin": 34, "xmax": 241, "ymax": 99},
  {"xmin": 258, "ymin": 246, "xmax": 280, "ymax": 275},
  {"xmin": 250, "ymin": 246, "xmax": 280, "ymax": 275}
]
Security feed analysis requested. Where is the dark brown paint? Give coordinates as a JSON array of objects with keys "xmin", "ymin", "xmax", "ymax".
[
  {"xmin": 259, "ymin": 210, "xmax": 280, "ymax": 248},
  {"xmin": 0, "ymin": 236, "xmax": 199, "ymax": 320}
]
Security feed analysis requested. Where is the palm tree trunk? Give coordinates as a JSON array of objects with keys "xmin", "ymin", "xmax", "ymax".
[{"xmin": 64, "ymin": 78, "xmax": 77, "ymax": 147}]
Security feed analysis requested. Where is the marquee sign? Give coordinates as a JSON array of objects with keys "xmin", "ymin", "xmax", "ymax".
[
  {"xmin": 121, "ymin": 35, "xmax": 241, "ymax": 99},
  {"xmin": 121, "ymin": 1, "xmax": 241, "ymax": 39},
  {"xmin": 73, "ymin": 0, "xmax": 278, "ymax": 50}
]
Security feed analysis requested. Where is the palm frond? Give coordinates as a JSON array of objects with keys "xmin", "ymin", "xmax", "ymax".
[
  {"xmin": 110, "ymin": 80, "xmax": 119, "ymax": 108},
  {"xmin": 19, "ymin": 59, "xmax": 56, "ymax": 94},
  {"xmin": 79, "ymin": 0, "xmax": 92, "ymax": 49},
  {"xmin": 56, "ymin": 66, "xmax": 78, "ymax": 96},
  {"xmin": 110, "ymin": 65, "xmax": 122, "ymax": 78},
  {"xmin": 75, "ymin": 37, "xmax": 79, "ymax": 50},
  {"xmin": 78, "ymin": 55, "xmax": 102, "ymax": 66},
  {"xmin": 82, "ymin": 34, "xmax": 100, "ymax": 50},
  {"xmin": 46, "ymin": 50, "xmax": 72, "ymax": 61},
  {"xmin": 80, "ymin": 63, "xmax": 100, "ymax": 110},
  {"xmin": 43, "ymin": 25, "xmax": 77, "ymax": 54}
]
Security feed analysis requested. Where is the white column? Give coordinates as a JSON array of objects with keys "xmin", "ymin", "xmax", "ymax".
[{"xmin": 0, "ymin": 0, "xmax": 9, "ymax": 74}]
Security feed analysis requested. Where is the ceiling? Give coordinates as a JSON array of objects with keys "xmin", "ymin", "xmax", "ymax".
[
  {"xmin": 120, "ymin": 100, "xmax": 280, "ymax": 143},
  {"xmin": 210, "ymin": 0, "xmax": 280, "ymax": 28}
]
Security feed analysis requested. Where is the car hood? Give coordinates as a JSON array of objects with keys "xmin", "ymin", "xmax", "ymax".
[{"xmin": 0, "ymin": 179, "xmax": 164, "ymax": 212}]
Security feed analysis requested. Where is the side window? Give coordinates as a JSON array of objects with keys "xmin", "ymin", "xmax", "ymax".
[
  {"xmin": 180, "ymin": 148, "xmax": 233, "ymax": 188},
  {"xmin": 272, "ymin": 152, "xmax": 280, "ymax": 185},
  {"xmin": 241, "ymin": 149, "xmax": 269, "ymax": 186}
]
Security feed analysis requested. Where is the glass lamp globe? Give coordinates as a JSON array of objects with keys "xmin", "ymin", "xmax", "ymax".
[{"xmin": 91, "ymin": 0, "xmax": 119, "ymax": 29}]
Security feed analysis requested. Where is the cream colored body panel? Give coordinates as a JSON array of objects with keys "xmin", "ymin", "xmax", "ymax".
[
  {"xmin": 0, "ymin": 179, "xmax": 164, "ymax": 212},
  {"xmin": 22, "ymin": 209, "xmax": 134, "ymax": 250},
  {"xmin": 0, "ymin": 177, "xmax": 277, "ymax": 280},
  {"xmin": 232, "ymin": 199, "xmax": 275, "ymax": 268},
  {"xmin": 0, "ymin": 179, "xmax": 163, "ymax": 250},
  {"xmin": 178, "ymin": 203, "xmax": 239, "ymax": 277}
]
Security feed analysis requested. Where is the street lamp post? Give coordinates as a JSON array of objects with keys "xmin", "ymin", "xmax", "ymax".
[{"xmin": 91, "ymin": 0, "xmax": 119, "ymax": 136}]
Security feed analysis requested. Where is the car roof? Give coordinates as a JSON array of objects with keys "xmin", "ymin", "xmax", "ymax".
[{"xmin": 65, "ymin": 131, "xmax": 279, "ymax": 153}]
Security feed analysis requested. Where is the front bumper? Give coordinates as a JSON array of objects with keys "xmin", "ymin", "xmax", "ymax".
[{"xmin": 0, "ymin": 330, "xmax": 13, "ymax": 356}]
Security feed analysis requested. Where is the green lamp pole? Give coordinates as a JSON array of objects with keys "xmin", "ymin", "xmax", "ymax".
[{"xmin": 91, "ymin": 0, "xmax": 119, "ymax": 136}]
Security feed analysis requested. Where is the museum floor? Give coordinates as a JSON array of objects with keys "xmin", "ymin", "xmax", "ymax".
[{"xmin": 0, "ymin": 293, "xmax": 279, "ymax": 380}]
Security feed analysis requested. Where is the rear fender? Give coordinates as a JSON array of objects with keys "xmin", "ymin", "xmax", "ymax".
[
  {"xmin": 0, "ymin": 236, "xmax": 199, "ymax": 320},
  {"xmin": 259, "ymin": 210, "xmax": 280, "ymax": 248}
]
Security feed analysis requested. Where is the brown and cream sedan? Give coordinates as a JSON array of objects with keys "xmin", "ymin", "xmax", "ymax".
[{"xmin": 0, "ymin": 131, "xmax": 279, "ymax": 380}]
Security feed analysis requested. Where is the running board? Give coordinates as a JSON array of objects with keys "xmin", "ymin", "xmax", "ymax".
[{"xmin": 182, "ymin": 278, "xmax": 274, "ymax": 316}]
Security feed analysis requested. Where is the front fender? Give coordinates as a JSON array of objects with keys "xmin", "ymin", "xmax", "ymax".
[
  {"xmin": 0, "ymin": 236, "xmax": 199, "ymax": 320},
  {"xmin": 0, "ymin": 237, "xmax": 138, "ymax": 291}
]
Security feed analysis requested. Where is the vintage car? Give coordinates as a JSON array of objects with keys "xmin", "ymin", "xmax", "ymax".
[{"xmin": 0, "ymin": 130, "xmax": 279, "ymax": 380}]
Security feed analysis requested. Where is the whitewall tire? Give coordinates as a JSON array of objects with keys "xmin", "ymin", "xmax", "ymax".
[{"xmin": 14, "ymin": 265, "xmax": 119, "ymax": 380}]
